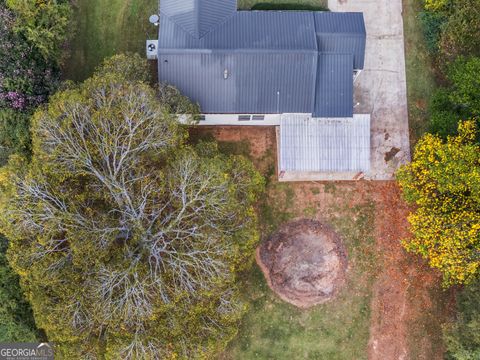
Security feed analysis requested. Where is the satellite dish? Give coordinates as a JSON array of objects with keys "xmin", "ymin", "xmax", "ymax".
[{"xmin": 149, "ymin": 14, "xmax": 160, "ymax": 26}]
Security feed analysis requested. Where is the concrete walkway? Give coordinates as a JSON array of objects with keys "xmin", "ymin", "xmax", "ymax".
[{"xmin": 329, "ymin": 0, "xmax": 410, "ymax": 180}]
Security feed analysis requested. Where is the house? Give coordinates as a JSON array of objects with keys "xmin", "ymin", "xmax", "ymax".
[{"xmin": 147, "ymin": 0, "xmax": 370, "ymax": 181}]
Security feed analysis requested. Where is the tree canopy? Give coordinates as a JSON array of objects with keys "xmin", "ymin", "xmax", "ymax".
[
  {"xmin": 0, "ymin": 236, "xmax": 38, "ymax": 342},
  {"xmin": 397, "ymin": 120, "xmax": 480, "ymax": 286},
  {"xmin": 428, "ymin": 57, "xmax": 480, "ymax": 137},
  {"xmin": 443, "ymin": 279, "xmax": 480, "ymax": 360},
  {"xmin": 0, "ymin": 0, "xmax": 72, "ymax": 164},
  {"xmin": 439, "ymin": 0, "xmax": 480, "ymax": 61},
  {"xmin": 0, "ymin": 56, "xmax": 264, "ymax": 358}
]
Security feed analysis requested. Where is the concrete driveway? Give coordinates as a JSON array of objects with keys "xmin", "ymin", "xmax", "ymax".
[{"xmin": 329, "ymin": 0, "xmax": 410, "ymax": 180}]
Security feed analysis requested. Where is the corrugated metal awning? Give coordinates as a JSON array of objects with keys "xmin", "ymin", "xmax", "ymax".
[{"xmin": 279, "ymin": 114, "xmax": 370, "ymax": 173}]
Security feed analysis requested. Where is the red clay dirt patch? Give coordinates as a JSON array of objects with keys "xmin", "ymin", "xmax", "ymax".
[
  {"xmin": 367, "ymin": 182, "xmax": 454, "ymax": 360},
  {"xmin": 189, "ymin": 126, "xmax": 276, "ymax": 160},
  {"xmin": 256, "ymin": 219, "xmax": 347, "ymax": 308}
]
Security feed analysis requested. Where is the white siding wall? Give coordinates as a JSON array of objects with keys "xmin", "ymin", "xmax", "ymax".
[{"xmin": 179, "ymin": 113, "xmax": 310, "ymax": 126}]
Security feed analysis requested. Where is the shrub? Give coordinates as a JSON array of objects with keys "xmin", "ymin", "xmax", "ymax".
[
  {"xmin": 0, "ymin": 109, "xmax": 31, "ymax": 164},
  {"xmin": 439, "ymin": 0, "xmax": 480, "ymax": 61},
  {"xmin": 0, "ymin": 0, "xmax": 72, "ymax": 164},
  {"xmin": 419, "ymin": 10, "xmax": 447, "ymax": 53},
  {"xmin": 424, "ymin": 0, "xmax": 452, "ymax": 12},
  {"xmin": 5, "ymin": 0, "xmax": 72, "ymax": 63},
  {"xmin": 94, "ymin": 53, "xmax": 152, "ymax": 84},
  {"xmin": 443, "ymin": 281, "xmax": 480, "ymax": 359},
  {"xmin": 447, "ymin": 57, "xmax": 480, "ymax": 115},
  {"xmin": 0, "ymin": 236, "xmax": 37, "ymax": 342},
  {"xmin": 428, "ymin": 57, "xmax": 480, "ymax": 137}
]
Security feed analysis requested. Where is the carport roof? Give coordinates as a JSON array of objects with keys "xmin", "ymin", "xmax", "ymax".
[{"xmin": 279, "ymin": 115, "xmax": 371, "ymax": 173}]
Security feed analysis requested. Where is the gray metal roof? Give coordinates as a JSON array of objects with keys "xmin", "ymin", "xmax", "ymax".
[
  {"xmin": 157, "ymin": 3, "xmax": 366, "ymax": 115},
  {"xmin": 314, "ymin": 12, "xmax": 366, "ymax": 69},
  {"xmin": 160, "ymin": 0, "xmax": 237, "ymax": 39},
  {"xmin": 158, "ymin": 11, "xmax": 318, "ymax": 50},
  {"xmin": 158, "ymin": 52, "xmax": 317, "ymax": 113},
  {"xmin": 279, "ymin": 115, "xmax": 371, "ymax": 172},
  {"xmin": 314, "ymin": 54, "xmax": 353, "ymax": 117}
]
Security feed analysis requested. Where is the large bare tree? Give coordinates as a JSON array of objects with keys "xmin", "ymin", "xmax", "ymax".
[{"xmin": 0, "ymin": 55, "xmax": 263, "ymax": 359}]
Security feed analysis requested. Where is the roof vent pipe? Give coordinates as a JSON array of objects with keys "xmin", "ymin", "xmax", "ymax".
[
  {"xmin": 223, "ymin": 69, "xmax": 229, "ymax": 80},
  {"xmin": 276, "ymin": 91, "xmax": 280, "ymax": 113}
]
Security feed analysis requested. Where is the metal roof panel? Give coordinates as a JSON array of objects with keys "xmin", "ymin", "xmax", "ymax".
[
  {"xmin": 160, "ymin": 0, "xmax": 237, "ymax": 38},
  {"xmin": 158, "ymin": 11, "xmax": 318, "ymax": 50},
  {"xmin": 314, "ymin": 54, "xmax": 353, "ymax": 117},
  {"xmin": 314, "ymin": 12, "xmax": 366, "ymax": 69},
  {"xmin": 279, "ymin": 114, "xmax": 371, "ymax": 172},
  {"xmin": 158, "ymin": 52, "xmax": 317, "ymax": 113}
]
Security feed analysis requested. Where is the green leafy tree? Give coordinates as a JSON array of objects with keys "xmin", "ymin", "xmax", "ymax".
[
  {"xmin": 443, "ymin": 280, "xmax": 480, "ymax": 359},
  {"xmin": 397, "ymin": 120, "xmax": 480, "ymax": 286},
  {"xmin": 5, "ymin": 0, "xmax": 72, "ymax": 63},
  {"xmin": 439, "ymin": 0, "xmax": 480, "ymax": 61},
  {"xmin": 428, "ymin": 89, "xmax": 467, "ymax": 138},
  {"xmin": 0, "ymin": 109, "xmax": 31, "ymax": 164},
  {"xmin": 419, "ymin": 10, "xmax": 447, "ymax": 53},
  {"xmin": 94, "ymin": 53, "xmax": 152, "ymax": 84},
  {"xmin": 0, "ymin": 236, "xmax": 38, "ymax": 342},
  {"xmin": 447, "ymin": 57, "xmax": 480, "ymax": 115},
  {"xmin": 0, "ymin": 0, "xmax": 72, "ymax": 164},
  {"xmin": 0, "ymin": 56, "xmax": 263, "ymax": 359},
  {"xmin": 429, "ymin": 57, "xmax": 480, "ymax": 137}
]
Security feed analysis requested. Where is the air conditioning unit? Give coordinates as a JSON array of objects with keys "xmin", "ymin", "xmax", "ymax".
[{"xmin": 146, "ymin": 40, "xmax": 158, "ymax": 60}]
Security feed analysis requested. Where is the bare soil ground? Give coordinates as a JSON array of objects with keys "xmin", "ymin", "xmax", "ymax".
[
  {"xmin": 191, "ymin": 126, "xmax": 453, "ymax": 360},
  {"xmin": 257, "ymin": 219, "xmax": 348, "ymax": 308}
]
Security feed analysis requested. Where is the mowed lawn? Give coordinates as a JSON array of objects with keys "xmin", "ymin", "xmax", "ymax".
[
  {"xmin": 62, "ymin": 0, "xmax": 328, "ymax": 81},
  {"xmin": 223, "ymin": 181, "xmax": 379, "ymax": 360},
  {"xmin": 63, "ymin": 0, "xmax": 157, "ymax": 81}
]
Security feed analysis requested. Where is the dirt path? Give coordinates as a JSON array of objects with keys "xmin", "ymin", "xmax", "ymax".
[
  {"xmin": 368, "ymin": 182, "xmax": 453, "ymax": 360},
  {"xmin": 368, "ymin": 183, "xmax": 412, "ymax": 359}
]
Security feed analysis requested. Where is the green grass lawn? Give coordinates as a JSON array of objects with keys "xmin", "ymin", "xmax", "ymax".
[
  {"xmin": 402, "ymin": 0, "xmax": 437, "ymax": 145},
  {"xmin": 223, "ymin": 180, "xmax": 379, "ymax": 360},
  {"xmin": 62, "ymin": 0, "xmax": 328, "ymax": 81},
  {"xmin": 63, "ymin": 0, "xmax": 158, "ymax": 81}
]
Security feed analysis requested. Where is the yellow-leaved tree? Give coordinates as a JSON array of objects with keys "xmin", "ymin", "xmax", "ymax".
[
  {"xmin": 397, "ymin": 120, "xmax": 480, "ymax": 286},
  {"xmin": 424, "ymin": 0, "xmax": 450, "ymax": 11}
]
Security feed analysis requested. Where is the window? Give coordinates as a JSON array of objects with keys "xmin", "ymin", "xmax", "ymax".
[
  {"xmin": 252, "ymin": 115, "xmax": 265, "ymax": 121},
  {"xmin": 238, "ymin": 115, "xmax": 251, "ymax": 121}
]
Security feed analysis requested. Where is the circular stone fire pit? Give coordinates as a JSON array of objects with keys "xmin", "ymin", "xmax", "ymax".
[{"xmin": 256, "ymin": 219, "xmax": 348, "ymax": 308}]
